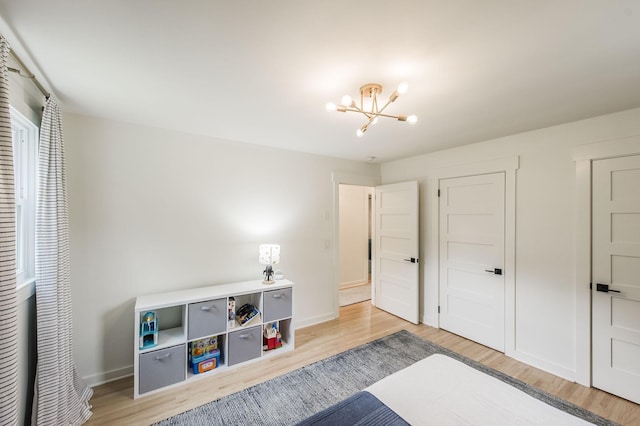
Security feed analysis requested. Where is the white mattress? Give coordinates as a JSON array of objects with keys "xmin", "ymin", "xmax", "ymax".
[{"xmin": 366, "ymin": 354, "xmax": 591, "ymax": 425}]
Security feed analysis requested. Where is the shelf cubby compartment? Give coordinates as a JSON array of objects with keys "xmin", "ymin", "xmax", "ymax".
[
  {"xmin": 228, "ymin": 325, "xmax": 262, "ymax": 366},
  {"xmin": 262, "ymin": 318, "xmax": 292, "ymax": 354},
  {"xmin": 229, "ymin": 291, "xmax": 262, "ymax": 329},
  {"xmin": 188, "ymin": 297, "xmax": 227, "ymax": 340},
  {"xmin": 138, "ymin": 305, "xmax": 186, "ymax": 354},
  {"xmin": 187, "ymin": 334, "xmax": 226, "ymax": 378}
]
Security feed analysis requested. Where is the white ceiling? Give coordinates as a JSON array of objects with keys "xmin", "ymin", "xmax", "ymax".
[{"xmin": 1, "ymin": 1, "xmax": 639, "ymax": 162}]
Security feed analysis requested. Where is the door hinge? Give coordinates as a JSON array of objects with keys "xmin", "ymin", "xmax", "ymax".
[
  {"xmin": 590, "ymin": 282, "xmax": 592, "ymax": 290},
  {"xmin": 437, "ymin": 189, "xmax": 441, "ymax": 197},
  {"xmin": 438, "ymin": 306, "xmax": 440, "ymax": 314}
]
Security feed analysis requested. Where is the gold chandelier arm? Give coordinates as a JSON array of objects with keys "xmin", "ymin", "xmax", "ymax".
[
  {"xmin": 342, "ymin": 108, "xmax": 402, "ymax": 120},
  {"xmin": 375, "ymin": 96, "xmax": 396, "ymax": 117},
  {"xmin": 345, "ymin": 105, "xmax": 376, "ymax": 120}
]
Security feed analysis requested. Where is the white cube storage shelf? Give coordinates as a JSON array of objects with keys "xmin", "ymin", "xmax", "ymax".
[{"xmin": 134, "ymin": 279, "xmax": 294, "ymax": 398}]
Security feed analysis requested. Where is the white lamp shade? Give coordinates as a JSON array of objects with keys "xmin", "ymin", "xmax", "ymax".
[{"xmin": 259, "ymin": 244, "xmax": 280, "ymax": 265}]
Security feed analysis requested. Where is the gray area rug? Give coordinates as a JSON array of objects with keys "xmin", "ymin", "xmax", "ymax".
[{"xmin": 154, "ymin": 330, "xmax": 616, "ymax": 426}]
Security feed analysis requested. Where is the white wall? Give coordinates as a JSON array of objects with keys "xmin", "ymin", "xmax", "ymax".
[
  {"xmin": 63, "ymin": 113, "xmax": 379, "ymax": 384},
  {"xmin": 381, "ymin": 107, "xmax": 640, "ymax": 381},
  {"xmin": 338, "ymin": 185, "xmax": 370, "ymax": 289}
]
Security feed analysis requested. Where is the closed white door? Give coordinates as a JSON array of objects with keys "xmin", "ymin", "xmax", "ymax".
[
  {"xmin": 439, "ymin": 173, "xmax": 505, "ymax": 352},
  {"xmin": 374, "ymin": 181, "xmax": 419, "ymax": 324},
  {"xmin": 592, "ymin": 155, "xmax": 640, "ymax": 404}
]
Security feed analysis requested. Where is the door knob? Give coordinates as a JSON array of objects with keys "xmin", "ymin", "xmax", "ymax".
[
  {"xmin": 403, "ymin": 257, "xmax": 419, "ymax": 263},
  {"xmin": 484, "ymin": 268, "xmax": 503, "ymax": 275},
  {"xmin": 596, "ymin": 283, "xmax": 620, "ymax": 293}
]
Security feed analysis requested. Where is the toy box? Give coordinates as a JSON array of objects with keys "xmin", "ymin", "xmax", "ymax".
[
  {"xmin": 191, "ymin": 349, "xmax": 221, "ymax": 374},
  {"xmin": 189, "ymin": 336, "xmax": 218, "ymax": 358}
]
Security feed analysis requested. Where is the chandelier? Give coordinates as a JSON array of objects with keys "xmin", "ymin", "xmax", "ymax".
[{"xmin": 326, "ymin": 82, "xmax": 417, "ymax": 137}]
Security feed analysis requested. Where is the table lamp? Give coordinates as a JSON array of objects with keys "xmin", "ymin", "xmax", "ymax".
[{"xmin": 259, "ymin": 244, "xmax": 280, "ymax": 284}]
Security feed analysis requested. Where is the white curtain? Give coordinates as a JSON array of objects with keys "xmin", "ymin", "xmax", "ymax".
[
  {"xmin": 0, "ymin": 35, "xmax": 19, "ymax": 426},
  {"xmin": 32, "ymin": 98, "xmax": 92, "ymax": 425}
]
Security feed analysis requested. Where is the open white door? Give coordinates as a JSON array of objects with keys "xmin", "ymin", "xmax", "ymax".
[
  {"xmin": 439, "ymin": 173, "xmax": 505, "ymax": 352},
  {"xmin": 374, "ymin": 181, "xmax": 419, "ymax": 324},
  {"xmin": 592, "ymin": 155, "xmax": 640, "ymax": 404}
]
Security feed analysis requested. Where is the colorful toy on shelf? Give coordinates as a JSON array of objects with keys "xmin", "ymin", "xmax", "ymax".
[
  {"xmin": 191, "ymin": 349, "xmax": 221, "ymax": 374},
  {"xmin": 189, "ymin": 336, "xmax": 218, "ymax": 358},
  {"xmin": 139, "ymin": 311, "xmax": 158, "ymax": 349},
  {"xmin": 263, "ymin": 321, "xmax": 283, "ymax": 351},
  {"xmin": 189, "ymin": 336, "xmax": 221, "ymax": 374}
]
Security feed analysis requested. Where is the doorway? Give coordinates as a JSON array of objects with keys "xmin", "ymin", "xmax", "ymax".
[{"xmin": 338, "ymin": 184, "xmax": 373, "ymax": 307}]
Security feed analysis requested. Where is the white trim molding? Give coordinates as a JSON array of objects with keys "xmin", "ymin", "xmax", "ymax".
[
  {"xmin": 572, "ymin": 134, "xmax": 640, "ymax": 386},
  {"xmin": 83, "ymin": 365, "xmax": 133, "ymax": 388}
]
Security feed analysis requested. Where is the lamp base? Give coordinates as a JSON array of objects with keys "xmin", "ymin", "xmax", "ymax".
[{"xmin": 262, "ymin": 264, "xmax": 275, "ymax": 285}]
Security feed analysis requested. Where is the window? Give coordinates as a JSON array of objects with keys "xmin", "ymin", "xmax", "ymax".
[{"xmin": 11, "ymin": 106, "xmax": 37, "ymax": 288}]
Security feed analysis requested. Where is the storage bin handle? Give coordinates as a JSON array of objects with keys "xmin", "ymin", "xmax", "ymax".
[
  {"xmin": 238, "ymin": 334, "xmax": 249, "ymax": 339},
  {"xmin": 272, "ymin": 294, "xmax": 282, "ymax": 299},
  {"xmin": 154, "ymin": 352, "xmax": 172, "ymax": 361},
  {"xmin": 200, "ymin": 305, "xmax": 216, "ymax": 311}
]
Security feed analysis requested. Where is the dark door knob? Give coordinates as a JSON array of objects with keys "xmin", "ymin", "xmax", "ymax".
[{"xmin": 596, "ymin": 283, "xmax": 620, "ymax": 293}]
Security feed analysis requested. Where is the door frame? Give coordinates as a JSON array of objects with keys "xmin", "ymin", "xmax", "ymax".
[
  {"xmin": 332, "ymin": 172, "xmax": 380, "ymax": 319},
  {"xmin": 573, "ymin": 134, "xmax": 640, "ymax": 387},
  {"xmin": 427, "ymin": 156, "xmax": 518, "ymax": 357}
]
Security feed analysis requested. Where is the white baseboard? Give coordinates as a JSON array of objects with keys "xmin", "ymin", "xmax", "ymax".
[
  {"xmin": 296, "ymin": 312, "xmax": 337, "ymax": 329},
  {"xmin": 339, "ymin": 280, "xmax": 368, "ymax": 290},
  {"xmin": 512, "ymin": 349, "xmax": 576, "ymax": 382},
  {"xmin": 84, "ymin": 365, "xmax": 133, "ymax": 388}
]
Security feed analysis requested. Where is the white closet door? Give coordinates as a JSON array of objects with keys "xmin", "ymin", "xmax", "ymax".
[
  {"xmin": 592, "ymin": 155, "xmax": 640, "ymax": 404},
  {"xmin": 439, "ymin": 173, "xmax": 505, "ymax": 352}
]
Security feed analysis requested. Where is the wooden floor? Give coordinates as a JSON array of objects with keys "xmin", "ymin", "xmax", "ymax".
[{"xmin": 87, "ymin": 302, "xmax": 640, "ymax": 425}]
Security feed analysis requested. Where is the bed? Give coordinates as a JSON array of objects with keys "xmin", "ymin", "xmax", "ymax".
[{"xmin": 297, "ymin": 354, "xmax": 603, "ymax": 425}]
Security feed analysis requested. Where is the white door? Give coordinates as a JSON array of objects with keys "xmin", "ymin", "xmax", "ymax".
[
  {"xmin": 439, "ymin": 173, "xmax": 505, "ymax": 352},
  {"xmin": 592, "ymin": 155, "xmax": 640, "ymax": 404},
  {"xmin": 374, "ymin": 181, "xmax": 419, "ymax": 324}
]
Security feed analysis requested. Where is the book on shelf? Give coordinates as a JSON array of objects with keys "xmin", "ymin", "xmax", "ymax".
[{"xmin": 236, "ymin": 303, "xmax": 260, "ymax": 326}]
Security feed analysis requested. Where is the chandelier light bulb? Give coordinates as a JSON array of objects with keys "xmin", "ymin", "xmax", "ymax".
[
  {"xmin": 341, "ymin": 95, "xmax": 353, "ymax": 106},
  {"xmin": 326, "ymin": 102, "xmax": 337, "ymax": 111},
  {"xmin": 407, "ymin": 115, "xmax": 418, "ymax": 125},
  {"xmin": 397, "ymin": 82, "xmax": 409, "ymax": 94},
  {"xmin": 356, "ymin": 128, "xmax": 364, "ymax": 137}
]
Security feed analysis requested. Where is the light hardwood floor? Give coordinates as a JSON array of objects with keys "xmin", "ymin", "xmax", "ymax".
[{"xmin": 87, "ymin": 302, "xmax": 640, "ymax": 425}]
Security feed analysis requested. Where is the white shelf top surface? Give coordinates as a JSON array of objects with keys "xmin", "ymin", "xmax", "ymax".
[{"xmin": 135, "ymin": 279, "xmax": 294, "ymax": 311}]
